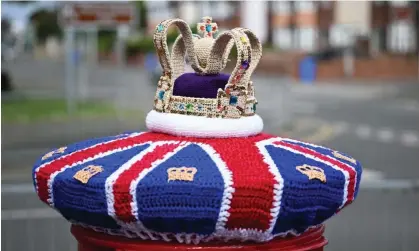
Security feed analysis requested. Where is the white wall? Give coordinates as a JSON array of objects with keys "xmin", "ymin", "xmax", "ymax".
[
  {"xmin": 241, "ymin": 1, "xmax": 268, "ymax": 44},
  {"xmin": 334, "ymin": 1, "xmax": 371, "ymax": 36}
]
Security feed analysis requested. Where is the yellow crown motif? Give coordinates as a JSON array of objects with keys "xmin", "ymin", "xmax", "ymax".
[
  {"xmin": 167, "ymin": 167, "xmax": 198, "ymax": 182},
  {"xmin": 152, "ymin": 16, "xmax": 262, "ymax": 119},
  {"xmin": 296, "ymin": 164, "xmax": 327, "ymax": 183},
  {"xmin": 42, "ymin": 147, "xmax": 67, "ymax": 160},
  {"xmin": 74, "ymin": 165, "xmax": 103, "ymax": 184},
  {"xmin": 332, "ymin": 151, "xmax": 357, "ymax": 164}
]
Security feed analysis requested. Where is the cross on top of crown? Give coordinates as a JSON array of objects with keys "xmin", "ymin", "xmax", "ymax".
[{"xmin": 197, "ymin": 16, "xmax": 218, "ymax": 38}]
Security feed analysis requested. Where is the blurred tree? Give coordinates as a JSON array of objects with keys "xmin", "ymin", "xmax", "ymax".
[
  {"xmin": 413, "ymin": 1, "xmax": 419, "ymax": 53},
  {"xmin": 135, "ymin": 1, "xmax": 148, "ymax": 31},
  {"xmin": 266, "ymin": 1, "xmax": 274, "ymax": 46},
  {"xmin": 1, "ymin": 18, "xmax": 11, "ymax": 39},
  {"xmin": 29, "ymin": 9, "xmax": 62, "ymax": 45},
  {"xmin": 289, "ymin": 1, "xmax": 297, "ymax": 50}
]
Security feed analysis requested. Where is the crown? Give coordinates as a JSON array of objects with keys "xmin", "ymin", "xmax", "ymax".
[
  {"xmin": 73, "ymin": 165, "xmax": 104, "ymax": 184},
  {"xmin": 42, "ymin": 147, "xmax": 67, "ymax": 160},
  {"xmin": 296, "ymin": 164, "xmax": 327, "ymax": 183},
  {"xmin": 167, "ymin": 167, "xmax": 198, "ymax": 182},
  {"xmin": 146, "ymin": 17, "xmax": 264, "ymax": 138}
]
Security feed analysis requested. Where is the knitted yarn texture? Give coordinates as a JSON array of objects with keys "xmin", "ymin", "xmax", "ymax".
[{"xmin": 33, "ymin": 131, "xmax": 362, "ymax": 244}]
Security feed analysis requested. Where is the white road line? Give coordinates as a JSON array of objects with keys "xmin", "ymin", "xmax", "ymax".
[
  {"xmin": 2, "ymin": 208, "xmax": 61, "ymax": 221},
  {"xmin": 332, "ymin": 121, "xmax": 350, "ymax": 135},
  {"xmin": 355, "ymin": 125, "xmax": 372, "ymax": 139},
  {"xmin": 361, "ymin": 169, "xmax": 385, "ymax": 183},
  {"xmin": 376, "ymin": 129, "xmax": 395, "ymax": 143},
  {"xmin": 400, "ymin": 131, "xmax": 419, "ymax": 147}
]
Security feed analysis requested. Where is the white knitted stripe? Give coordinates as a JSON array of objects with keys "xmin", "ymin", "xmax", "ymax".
[
  {"xmin": 282, "ymin": 137, "xmax": 359, "ymax": 201},
  {"xmin": 47, "ymin": 139, "xmax": 151, "ymax": 207},
  {"xmin": 34, "ymin": 132, "xmax": 142, "ymax": 193},
  {"xmin": 146, "ymin": 110, "xmax": 263, "ymax": 138},
  {"xmin": 129, "ymin": 142, "xmax": 190, "ymax": 221},
  {"xmin": 272, "ymin": 140, "xmax": 350, "ymax": 210},
  {"xmin": 282, "ymin": 138, "xmax": 329, "ymax": 150},
  {"xmin": 105, "ymin": 142, "xmax": 161, "ymax": 219},
  {"xmin": 255, "ymin": 137, "xmax": 285, "ymax": 234},
  {"xmin": 195, "ymin": 143, "xmax": 234, "ymax": 232},
  {"xmin": 37, "ymin": 132, "xmax": 145, "ymax": 207}
]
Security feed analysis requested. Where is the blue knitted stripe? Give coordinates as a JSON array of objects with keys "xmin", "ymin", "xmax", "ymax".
[
  {"xmin": 34, "ymin": 134, "xmax": 131, "ymax": 168},
  {"xmin": 264, "ymin": 145, "xmax": 346, "ymax": 235},
  {"xmin": 52, "ymin": 144, "xmax": 151, "ymax": 229},
  {"xmin": 282, "ymin": 139, "xmax": 362, "ymax": 199},
  {"xmin": 135, "ymin": 144, "xmax": 225, "ymax": 235}
]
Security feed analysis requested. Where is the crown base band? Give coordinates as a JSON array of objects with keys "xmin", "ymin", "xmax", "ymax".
[{"xmin": 145, "ymin": 110, "xmax": 264, "ymax": 138}]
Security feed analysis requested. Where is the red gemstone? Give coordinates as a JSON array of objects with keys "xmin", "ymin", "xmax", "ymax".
[
  {"xmin": 226, "ymin": 89, "xmax": 231, "ymax": 94},
  {"xmin": 200, "ymin": 26, "xmax": 205, "ymax": 31},
  {"xmin": 212, "ymin": 26, "xmax": 217, "ymax": 31},
  {"xmin": 234, "ymin": 75, "xmax": 241, "ymax": 81}
]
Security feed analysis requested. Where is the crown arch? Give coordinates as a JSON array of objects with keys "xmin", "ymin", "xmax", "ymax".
[
  {"xmin": 153, "ymin": 19, "xmax": 205, "ymax": 80},
  {"xmin": 205, "ymin": 29, "xmax": 251, "ymax": 86}
]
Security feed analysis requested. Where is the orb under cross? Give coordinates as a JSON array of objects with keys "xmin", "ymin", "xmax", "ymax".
[{"xmin": 197, "ymin": 16, "xmax": 218, "ymax": 38}]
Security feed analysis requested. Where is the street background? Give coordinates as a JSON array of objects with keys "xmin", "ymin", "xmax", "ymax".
[{"xmin": 2, "ymin": 1, "xmax": 419, "ymax": 251}]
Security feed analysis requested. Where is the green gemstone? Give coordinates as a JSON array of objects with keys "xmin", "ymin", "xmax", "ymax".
[
  {"xmin": 253, "ymin": 103, "xmax": 257, "ymax": 112},
  {"xmin": 186, "ymin": 103, "xmax": 193, "ymax": 111}
]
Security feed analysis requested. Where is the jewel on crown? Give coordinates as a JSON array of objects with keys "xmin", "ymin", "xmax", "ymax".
[
  {"xmin": 167, "ymin": 167, "xmax": 198, "ymax": 182},
  {"xmin": 151, "ymin": 16, "xmax": 261, "ymax": 120}
]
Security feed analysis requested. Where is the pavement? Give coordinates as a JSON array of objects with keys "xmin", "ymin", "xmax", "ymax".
[{"xmin": 2, "ymin": 56, "xmax": 419, "ymax": 251}]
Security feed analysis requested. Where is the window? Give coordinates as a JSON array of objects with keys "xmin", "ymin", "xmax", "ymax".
[{"xmin": 274, "ymin": 1, "xmax": 290, "ymax": 14}]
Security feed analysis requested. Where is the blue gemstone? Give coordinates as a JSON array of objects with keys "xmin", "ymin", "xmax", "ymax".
[
  {"xmin": 253, "ymin": 103, "xmax": 257, "ymax": 112},
  {"xmin": 157, "ymin": 24, "xmax": 164, "ymax": 32},
  {"xmin": 179, "ymin": 104, "xmax": 184, "ymax": 110},
  {"xmin": 229, "ymin": 96, "xmax": 238, "ymax": 105},
  {"xmin": 158, "ymin": 90, "xmax": 165, "ymax": 100},
  {"xmin": 198, "ymin": 104, "xmax": 203, "ymax": 110},
  {"xmin": 205, "ymin": 24, "xmax": 212, "ymax": 33},
  {"xmin": 241, "ymin": 60, "xmax": 249, "ymax": 69}
]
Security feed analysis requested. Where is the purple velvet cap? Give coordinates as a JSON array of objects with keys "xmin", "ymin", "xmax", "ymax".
[{"xmin": 172, "ymin": 73, "xmax": 230, "ymax": 98}]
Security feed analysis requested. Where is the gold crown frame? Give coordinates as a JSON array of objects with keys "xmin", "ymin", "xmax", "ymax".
[{"xmin": 152, "ymin": 17, "xmax": 262, "ymax": 119}]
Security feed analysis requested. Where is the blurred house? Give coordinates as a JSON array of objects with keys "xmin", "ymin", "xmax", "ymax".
[
  {"xmin": 146, "ymin": 0, "xmax": 418, "ymax": 80},
  {"xmin": 146, "ymin": 1, "xmax": 240, "ymax": 34}
]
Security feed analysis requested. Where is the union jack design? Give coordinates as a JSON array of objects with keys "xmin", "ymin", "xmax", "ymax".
[{"xmin": 33, "ymin": 132, "xmax": 362, "ymax": 243}]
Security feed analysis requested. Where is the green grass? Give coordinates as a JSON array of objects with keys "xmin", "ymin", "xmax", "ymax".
[{"xmin": 2, "ymin": 98, "xmax": 122, "ymax": 123}]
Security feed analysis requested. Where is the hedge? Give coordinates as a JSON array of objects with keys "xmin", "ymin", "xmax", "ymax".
[{"xmin": 125, "ymin": 25, "xmax": 199, "ymax": 56}]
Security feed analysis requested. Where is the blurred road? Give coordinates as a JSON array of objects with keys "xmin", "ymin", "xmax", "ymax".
[{"xmin": 2, "ymin": 56, "xmax": 419, "ymax": 250}]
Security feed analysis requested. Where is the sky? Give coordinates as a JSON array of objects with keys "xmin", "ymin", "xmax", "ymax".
[{"xmin": 1, "ymin": 1, "xmax": 58, "ymax": 33}]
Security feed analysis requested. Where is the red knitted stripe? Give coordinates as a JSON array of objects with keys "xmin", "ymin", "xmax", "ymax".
[
  {"xmin": 113, "ymin": 143, "xmax": 181, "ymax": 222},
  {"xmin": 204, "ymin": 133, "xmax": 276, "ymax": 231},
  {"xmin": 36, "ymin": 132, "xmax": 162, "ymax": 204},
  {"xmin": 274, "ymin": 141, "xmax": 356, "ymax": 207}
]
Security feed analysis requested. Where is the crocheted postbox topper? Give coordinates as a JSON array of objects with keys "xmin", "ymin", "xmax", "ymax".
[
  {"xmin": 32, "ymin": 17, "xmax": 362, "ymax": 245},
  {"xmin": 147, "ymin": 16, "xmax": 262, "ymax": 138}
]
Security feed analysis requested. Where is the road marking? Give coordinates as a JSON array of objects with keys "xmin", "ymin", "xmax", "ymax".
[
  {"xmin": 355, "ymin": 125, "xmax": 372, "ymax": 139},
  {"xmin": 400, "ymin": 131, "xmax": 419, "ymax": 147},
  {"xmin": 2, "ymin": 208, "xmax": 61, "ymax": 221},
  {"xmin": 361, "ymin": 169, "xmax": 385, "ymax": 182},
  {"xmin": 360, "ymin": 179, "xmax": 419, "ymax": 190},
  {"xmin": 305, "ymin": 118, "xmax": 419, "ymax": 148},
  {"xmin": 376, "ymin": 129, "xmax": 395, "ymax": 143}
]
